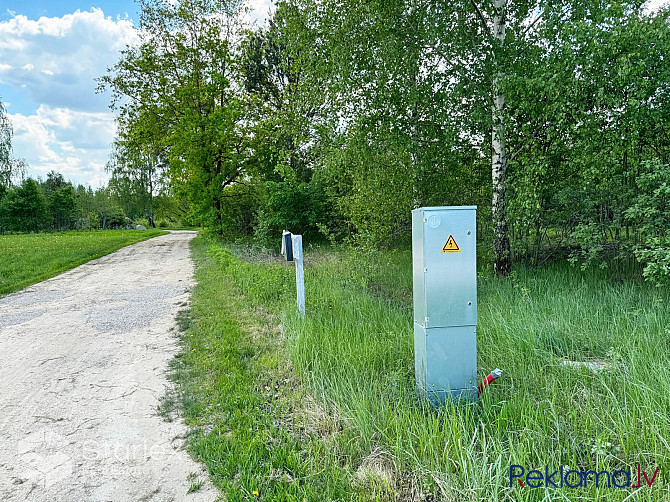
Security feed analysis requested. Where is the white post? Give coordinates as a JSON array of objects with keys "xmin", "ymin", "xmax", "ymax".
[{"xmin": 292, "ymin": 234, "xmax": 305, "ymax": 316}]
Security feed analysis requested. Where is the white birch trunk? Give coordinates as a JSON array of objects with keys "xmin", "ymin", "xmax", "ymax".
[{"xmin": 492, "ymin": 0, "xmax": 511, "ymax": 275}]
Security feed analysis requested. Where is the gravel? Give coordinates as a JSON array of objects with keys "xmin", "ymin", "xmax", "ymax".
[{"xmin": 0, "ymin": 231, "xmax": 219, "ymax": 502}]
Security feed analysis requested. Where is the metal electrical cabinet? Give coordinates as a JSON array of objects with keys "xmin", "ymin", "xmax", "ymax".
[{"xmin": 412, "ymin": 206, "xmax": 477, "ymax": 402}]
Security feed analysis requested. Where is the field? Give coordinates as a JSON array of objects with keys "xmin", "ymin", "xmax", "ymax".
[
  {"xmin": 0, "ymin": 229, "xmax": 167, "ymax": 295},
  {"xmin": 172, "ymin": 235, "xmax": 670, "ymax": 501}
]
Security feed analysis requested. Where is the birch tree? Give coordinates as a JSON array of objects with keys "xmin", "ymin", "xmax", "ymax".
[
  {"xmin": 305, "ymin": 0, "xmax": 647, "ymax": 273},
  {"xmin": 0, "ymin": 99, "xmax": 13, "ymax": 189},
  {"xmin": 491, "ymin": 0, "xmax": 510, "ymax": 275},
  {"xmin": 449, "ymin": 0, "xmax": 555, "ymax": 275}
]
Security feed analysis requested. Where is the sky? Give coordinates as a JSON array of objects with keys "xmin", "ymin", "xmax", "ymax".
[
  {"xmin": 0, "ymin": 0, "xmax": 273, "ymax": 187},
  {"xmin": 0, "ymin": 1, "xmax": 667, "ymax": 188}
]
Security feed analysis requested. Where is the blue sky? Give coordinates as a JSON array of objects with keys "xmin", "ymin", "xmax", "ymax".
[
  {"xmin": 0, "ymin": 1, "xmax": 139, "ymax": 25},
  {"xmin": 0, "ymin": 0, "xmax": 272, "ymax": 187}
]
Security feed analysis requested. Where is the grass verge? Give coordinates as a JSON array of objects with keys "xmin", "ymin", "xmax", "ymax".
[
  {"xmin": 178, "ymin": 235, "xmax": 670, "ymax": 501},
  {"xmin": 0, "ymin": 229, "xmax": 167, "ymax": 295},
  {"xmin": 168, "ymin": 236, "xmax": 358, "ymax": 501}
]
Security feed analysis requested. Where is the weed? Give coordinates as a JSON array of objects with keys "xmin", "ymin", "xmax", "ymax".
[
  {"xmin": 175, "ymin": 309, "xmax": 192, "ymax": 332},
  {"xmin": 186, "ymin": 472, "xmax": 204, "ymax": 493},
  {"xmin": 187, "ymin": 480, "xmax": 204, "ymax": 493}
]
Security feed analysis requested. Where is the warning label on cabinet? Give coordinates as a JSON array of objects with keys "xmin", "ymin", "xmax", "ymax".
[{"xmin": 441, "ymin": 234, "xmax": 461, "ymax": 253}]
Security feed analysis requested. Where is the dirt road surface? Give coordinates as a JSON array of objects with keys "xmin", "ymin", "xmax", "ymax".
[{"xmin": 0, "ymin": 231, "xmax": 219, "ymax": 501}]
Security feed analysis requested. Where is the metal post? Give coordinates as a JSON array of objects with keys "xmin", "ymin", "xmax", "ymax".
[{"xmin": 292, "ymin": 234, "xmax": 305, "ymax": 316}]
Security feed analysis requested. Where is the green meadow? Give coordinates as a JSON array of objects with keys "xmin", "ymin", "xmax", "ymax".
[
  {"xmin": 171, "ymin": 235, "xmax": 670, "ymax": 501},
  {"xmin": 0, "ymin": 230, "xmax": 166, "ymax": 295}
]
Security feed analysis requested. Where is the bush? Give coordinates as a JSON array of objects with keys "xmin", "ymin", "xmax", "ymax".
[
  {"xmin": 254, "ymin": 180, "xmax": 328, "ymax": 246},
  {"xmin": 98, "ymin": 206, "xmax": 126, "ymax": 229},
  {"xmin": 625, "ymin": 159, "xmax": 670, "ymax": 285},
  {"xmin": 74, "ymin": 217, "xmax": 91, "ymax": 231},
  {"xmin": 217, "ymin": 181, "xmax": 263, "ymax": 235}
]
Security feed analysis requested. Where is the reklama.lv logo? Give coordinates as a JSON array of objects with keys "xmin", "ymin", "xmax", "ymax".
[{"xmin": 510, "ymin": 465, "xmax": 660, "ymax": 489}]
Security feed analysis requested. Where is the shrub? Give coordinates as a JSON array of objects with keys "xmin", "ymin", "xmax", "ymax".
[
  {"xmin": 254, "ymin": 180, "xmax": 328, "ymax": 246},
  {"xmin": 98, "ymin": 206, "xmax": 126, "ymax": 229},
  {"xmin": 625, "ymin": 159, "xmax": 670, "ymax": 285}
]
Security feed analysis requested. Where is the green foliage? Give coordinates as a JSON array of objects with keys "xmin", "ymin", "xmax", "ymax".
[
  {"xmin": 626, "ymin": 160, "xmax": 670, "ymax": 238},
  {"xmin": 106, "ymin": 111, "xmax": 169, "ymax": 227},
  {"xmin": 101, "ymin": 0, "xmax": 252, "ymax": 235},
  {"xmin": 0, "ymin": 151, "xmax": 187, "ymax": 232},
  {"xmin": 241, "ymin": 1, "xmax": 322, "ymax": 184},
  {"xmin": 98, "ymin": 205, "xmax": 126, "ymax": 229},
  {"xmin": 626, "ymin": 159, "xmax": 670, "ymax": 284},
  {"xmin": 215, "ymin": 181, "xmax": 264, "ymax": 236},
  {"xmin": 48, "ymin": 186, "xmax": 78, "ymax": 230},
  {"xmin": 506, "ymin": 3, "xmax": 670, "ymax": 271},
  {"xmin": 42, "ymin": 171, "xmax": 78, "ymax": 230},
  {"xmin": 0, "ymin": 178, "xmax": 49, "ymax": 232},
  {"xmin": 153, "ymin": 192, "xmax": 193, "ymax": 227},
  {"xmin": 100, "ymin": 0, "xmax": 670, "ymax": 280},
  {"xmin": 71, "ymin": 185, "xmax": 130, "ymax": 230},
  {"xmin": 634, "ymin": 238, "xmax": 670, "ymax": 285},
  {"xmin": 254, "ymin": 180, "xmax": 328, "ymax": 245}
]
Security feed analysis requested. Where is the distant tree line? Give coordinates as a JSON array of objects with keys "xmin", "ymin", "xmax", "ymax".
[
  {"xmin": 0, "ymin": 170, "xmax": 189, "ymax": 233},
  {"xmin": 85, "ymin": 0, "xmax": 670, "ymax": 283},
  {"xmin": 0, "ymin": 96, "xmax": 192, "ymax": 233}
]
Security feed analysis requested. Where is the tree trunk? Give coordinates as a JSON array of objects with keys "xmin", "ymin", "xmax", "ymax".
[
  {"xmin": 214, "ymin": 156, "xmax": 223, "ymax": 235},
  {"xmin": 148, "ymin": 166, "xmax": 155, "ymax": 228},
  {"xmin": 492, "ymin": 0, "xmax": 511, "ymax": 276},
  {"xmin": 214, "ymin": 196, "xmax": 223, "ymax": 235}
]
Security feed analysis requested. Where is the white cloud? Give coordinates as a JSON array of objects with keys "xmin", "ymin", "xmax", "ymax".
[
  {"xmin": 246, "ymin": 0, "xmax": 274, "ymax": 26},
  {"xmin": 0, "ymin": 9, "xmax": 137, "ymax": 112},
  {"xmin": 10, "ymin": 105, "xmax": 116, "ymax": 187},
  {"xmin": 0, "ymin": 3, "xmax": 275, "ymax": 187},
  {"xmin": 646, "ymin": 0, "xmax": 670, "ymax": 11},
  {"xmin": 0, "ymin": 9, "xmax": 136, "ymax": 186}
]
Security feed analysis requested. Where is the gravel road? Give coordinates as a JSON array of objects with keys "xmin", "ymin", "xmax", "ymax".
[{"xmin": 0, "ymin": 231, "xmax": 219, "ymax": 501}]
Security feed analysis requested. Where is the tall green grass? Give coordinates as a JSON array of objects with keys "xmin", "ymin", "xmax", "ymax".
[
  {"xmin": 192, "ymin": 236, "xmax": 670, "ymax": 500},
  {"xmin": 0, "ymin": 230, "xmax": 167, "ymax": 295},
  {"xmin": 169, "ymin": 238, "xmax": 359, "ymax": 501}
]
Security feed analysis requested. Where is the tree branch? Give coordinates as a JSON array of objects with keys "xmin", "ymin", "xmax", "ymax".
[
  {"xmin": 469, "ymin": 0, "xmax": 492, "ymax": 36},
  {"xmin": 521, "ymin": 10, "xmax": 544, "ymax": 39}
]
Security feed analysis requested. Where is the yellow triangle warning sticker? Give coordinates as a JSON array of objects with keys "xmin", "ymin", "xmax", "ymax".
[{"xmin": 441, "ymin": 234, "xmax": 461, "ymax": 253}]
